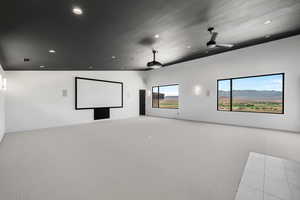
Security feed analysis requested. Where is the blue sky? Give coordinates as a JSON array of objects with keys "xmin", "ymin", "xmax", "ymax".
[
  {"xmin": 219, "ymin": 80, "xmax": 231, "ymax": 91},
  {"xmin": 219, "ymin": 74, "xmax": 283, "ymax": 91},
  {"xmin": 158, "ymin": 85, "xmax": 179, "ymax": 96}
]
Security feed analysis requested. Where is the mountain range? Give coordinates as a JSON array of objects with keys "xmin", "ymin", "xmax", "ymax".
[{"xmin": 219, "ymin": 90, "xmax": 282, "ymax": 101}]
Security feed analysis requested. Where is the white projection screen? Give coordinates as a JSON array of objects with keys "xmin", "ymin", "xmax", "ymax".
[{"xmin": 75, "ymin": 77, "xmax": 123, "ymax": 109}]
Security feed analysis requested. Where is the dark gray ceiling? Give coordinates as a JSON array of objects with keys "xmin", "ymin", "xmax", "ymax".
[{"xmin": 1, "ymin": 0, "xmax": 300, "ymax": 71}]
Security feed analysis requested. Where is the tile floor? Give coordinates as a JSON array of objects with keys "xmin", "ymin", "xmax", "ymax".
[{"xmin": 236, "ymin": 152, "xmax": 300, "ymax": 200}]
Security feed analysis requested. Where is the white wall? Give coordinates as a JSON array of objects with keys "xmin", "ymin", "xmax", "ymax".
[
  {"xmin": 0, "ymin": 65, "xmax": 5, "ymax": 141},
  {"xmin": 5, "ymin": 71, "xmax": 145, "ymax": 133},
  {"xmin": 145, "ymin": 35, "xmax": 300, "ymax": 132},
  {"xmin": 4, "ymin": 36, "xmax": 300, "ymax": 133}
]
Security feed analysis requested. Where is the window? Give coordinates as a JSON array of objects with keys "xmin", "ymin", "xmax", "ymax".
[
  {"xmin": 217, "ymin": 73, "xmax": 284, "ymax": 114},
  {"xmin": 159, "ymin": 85, "xmax": 179, "ymax": 109},
  {"xmin": 152, "ymin": 85, "xmax": 179, "ymax": 109},
  {"xmin": 217, "ymin": 80, "xmax": 231, "ymax": 111},
  {"xmin": 152, "ymin": 86, "xmax": 159, "ymax": 108}
]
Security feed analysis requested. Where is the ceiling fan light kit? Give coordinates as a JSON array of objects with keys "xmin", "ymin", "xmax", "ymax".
[{"xmin": 147, "ymin": 50, "xmax": 163, "ymax": 69}]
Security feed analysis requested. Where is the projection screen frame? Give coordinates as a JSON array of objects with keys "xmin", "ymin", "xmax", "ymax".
[{"xmin": 75, "ymin": 77, "xmax": 124, "ymax": 110}]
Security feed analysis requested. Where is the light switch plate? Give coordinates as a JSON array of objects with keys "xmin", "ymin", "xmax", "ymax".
[
  {"xmin": 62, "ymin": 89, "xmax": 68, "ymax": 97},
  {"xmin": 206, "ymin": 90, "xmax": 210, "ymax": 96}
]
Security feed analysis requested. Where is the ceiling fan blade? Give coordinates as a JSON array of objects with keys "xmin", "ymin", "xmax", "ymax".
[
  {"xmin": 216, "ymin": 43, "xmax": 234, "ymax": 48},
  {"xmin": 210, "ymin": 32, "xmax": 218, "ymax": 42}
]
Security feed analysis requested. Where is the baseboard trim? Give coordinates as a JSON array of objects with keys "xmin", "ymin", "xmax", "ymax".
[{"xmin": 146, "ymin": 114, "xmax": 300, "ymax": 134}]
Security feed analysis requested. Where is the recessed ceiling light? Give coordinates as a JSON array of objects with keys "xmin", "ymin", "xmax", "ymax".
[
  {"xmin": 187, "ymin": 45, "xmax": 191, "ymax": 49},
  {"xmin": 49, "ymin": 49, "xmax": 56, "ymax": 53},
  {"xmin": 112, "ymin": 56, "xmax": 116, "ymax": 59},
  {"xmin": 40, "ymin": 65, "xmax": 45, "ymax": 68},
  {"xmin": 72, "ymin": 7, "xmax": 83, "ymax": 15},
  {"xmin": 264, "ymin": 20, "xmax": 272, "ymax": 25},
  {"xmin": 154, "ymin": 34, "xmax": 160, "ymax": 39}
]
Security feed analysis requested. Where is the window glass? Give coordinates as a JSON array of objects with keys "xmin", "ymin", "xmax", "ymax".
[
  {"xmin": 218, "ymin": 80, "xmax": 231, "ymax": 111},
  {"xmin": 152, "ymin": 87, "xmax": 159, "ymax": 108},
  {"xmin": 158, "ymin": 85, "xmax": 179, "ymax": 109},
  {"xmin": 232, "ymin": 74, "xmax": 283, "ymax": 113}
]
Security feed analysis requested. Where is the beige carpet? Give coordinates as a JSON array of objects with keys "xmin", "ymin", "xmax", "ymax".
[{"xmin": 0, "ymin": 117, "xmax": 300, "ymax": 200}]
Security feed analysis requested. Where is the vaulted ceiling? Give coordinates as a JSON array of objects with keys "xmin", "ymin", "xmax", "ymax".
[{"xmin": 1, "ymin": 0, "xmax": 300, "ymax": 70}]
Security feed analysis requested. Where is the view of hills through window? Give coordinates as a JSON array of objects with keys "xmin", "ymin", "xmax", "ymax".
[
  {"xmin": 218, "ymin": 74, "xmax": 284, "ymax": 114},
  {"xmin": 152, "ymin": 85, "xmax": 179, "ymax": 109}
]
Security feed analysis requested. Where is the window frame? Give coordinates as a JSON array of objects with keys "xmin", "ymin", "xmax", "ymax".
[
  {"xmin": 217, "ymin": 79, "xmax": 232, "ymax": 112},
  {"xmin": 152, "ymin": 84, "xmax": 179, "ymax": 109},
  {"xmin": 217, "ymin": 73, "xmax": 285, "ymax": 114}
]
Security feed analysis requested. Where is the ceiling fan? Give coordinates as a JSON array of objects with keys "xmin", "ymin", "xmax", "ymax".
[
  {"xmin": 206, "ymin": 27, "xmax": 234, "ymax": 49},
  {"xmin": 147, "ymin": 50, "xmax": 163, "ymax": 69}
]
